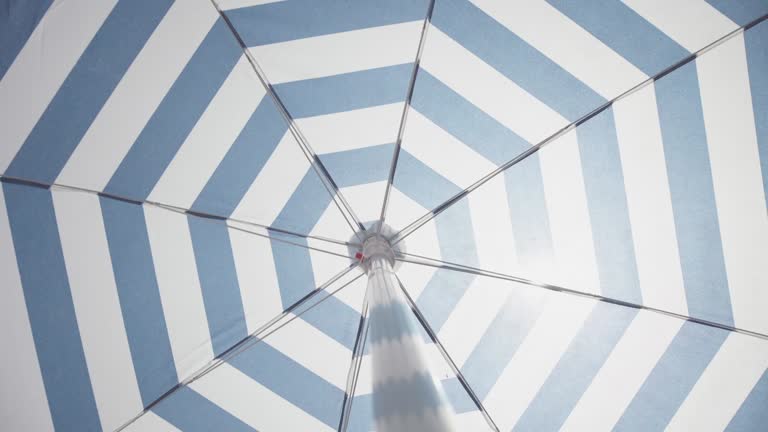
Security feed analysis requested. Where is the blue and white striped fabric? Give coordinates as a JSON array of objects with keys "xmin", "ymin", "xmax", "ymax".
[{"xmin": 2, "ymin": 0, "xmax": 767, "ymax": 431}]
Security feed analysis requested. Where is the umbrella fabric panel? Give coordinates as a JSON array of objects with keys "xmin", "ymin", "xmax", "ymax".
[
  {"xmin": 0, "ymin": 0, "xmax": 354, "ymax": 241},
  {"xmin": 703, "ymin": 0, "xmax": 768, "ymax": 26},
  {"xmin": 384, "ymin": 0, "xmax": 752, "ymax": 232},
  {"xmin": 222, "ymin": 0, "xmax": 429, "ymax": 226},
  {"xmin": 403, "ymin": 19, "xmax": 768, "ymax": 336},
  {"xmin": 0, "ymin": 181, "xmax": 355, "ymax": 431},
  {"xmin": 0, "ymin": 0, "xmax": 53, "ymax": 81},
  {"xmin": 135, "ymin": 276, "xmax": 367, "ymax": 432},
  {"xmin": 397, "ymin": 266, "xmax": 768, "ymax": 431}
]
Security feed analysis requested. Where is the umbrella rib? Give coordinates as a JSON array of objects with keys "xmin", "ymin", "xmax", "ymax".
[
  {"xmin": 394, "ymin": 274, "xmax": 501, "ymax": 432},
  {"xmin": 389, "ymin": 11, "xmax": 768, "ymax": 246},
  {"xmin": 115, "ymin": 264, "xmax": 364, "ymax": 432},
  {"xmin": 396, "ymin": 252, "xmax": 768, "ymax": 342},
  {"xmin": 376, "ymin": 0, "xmax": 436, "ymax": 235},
  {"xmin": 212, "ymin": 0, "xmax": 367, "ymax": 241},
  {"xmin": 337, "ymin": 298, "xmax": 370, "ymax": 432},
  {"xmin": 0, "ymin": 176, "xmax": 354, "ymax": 259}
]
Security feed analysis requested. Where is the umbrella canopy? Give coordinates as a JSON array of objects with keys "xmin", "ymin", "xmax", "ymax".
[{"xmin": 2, "ymin": 0, "xmax": 768, "ymax": 431}]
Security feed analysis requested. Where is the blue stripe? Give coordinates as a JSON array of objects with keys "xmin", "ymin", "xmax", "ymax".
[
  {"xmin": 441, "ymin": 377, "xmax": 480, "ymax": 413},
  {"xmin": 411, "ymin": 71, "xmax": 530, "ymax": 165},
  {"xmin": 153, "ymin": 386, "xmax": 255, "ymax": 432},
  {"xmin": 373, "ymin": 372, "xmax": 447, "ymax": 419},
  {"xmin": 5, "ymin": 0, "xmax": 172, "ymax": 183},
  {"xmin": 188, "ymin": 217, "xmax": 248, "ymax": 357},
  {"xmin": 270, "ymin": 238, "xmax": 360, "ymax": 349},
  {"xmin": 726, "ymin": 369, "xmax": 768, "ymax": 431},
  {"xmin": 459, "ymin": 292, "xmax": 546, "ymax": 404},
  {"xmin": 348, "ymin": 393, "xmax": 374, "ymax": 432},
  {"xmin": 270, "ymin": 238, "xmax": 316, "ymax": 308},
  {"xmin": 546, "ymin": 0, "xmax": 689, "ymax": 76},
  {"xmin": 578, "ymin": 108, "xmax": 642, "ymax": 303},
  {"xmin": 273, "ymin": 63, "xmax": 412, "ymax": 118},
  {"xmin": 192, "ymin": 96, "xmax": 288, "ymax": 217},
  {"xmin": 614, "ymin": 321, "xmax": 728, "ymax": 431},
  {"xmin": 514, "ymin": 301, "xmax": 638, "ymax": 432},
  {"xmin": 393, "ymin": 150, "xmax": 462, "ymax": 210},
  {"xmin": 655, "ymin": 61, "xmax": 733, "ymax": 326},
  {"xmin": 745, "ymin": 21, "xmax": 768, "ymax": 205},
  {"xmin": 100, "ymin": 196, "xmax": 177, "ymax": 406},
  {"xmin": 415, "ymin": 200, "xmax": 477, "ymax": 332},
  {"xmin": 271, "ymin": 166, "xmax": 334, "ymax": 235},
  {"xmin": 504, "ymin": 153, "xmax": 556, "ymax": 277},
  {"xmin": 299, "ymin": 294, "xmax": 361, "ymax": 351},
  {"xmin": 105, "ymin": 19, "xmax": 241, "ymax": 201},
  {"xmin": 2, "ymin": 181, "xmax": 101, "ymax": 432},
  {"xmin": 320, "ymin": 143, "xmax": 393, "ymax": 187},
  {"xmin": 368, "ymin": 301, "xmax": 419, "ymax": 345},
  {"xmin": 230, "ymin": 342, "xmax": 345, "ymax": 428},
  {"xmin": 0, "ymin": 0, "xmax": 54, "ymax": 80},
  {"xmin": 432, "ymin": 0, "xmax": 604, "ymax": 122},
  {"xmin": 705, "ymin": 0, "xmax": 768, "ymax": 26},
  {"xmin": 226, "ymin": 0, "xmax": 427, "ymax": 46}
]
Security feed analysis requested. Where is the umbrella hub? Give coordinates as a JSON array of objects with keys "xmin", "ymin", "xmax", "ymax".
[{"xmin": 349, "ymin": 223, "xmax": 405, "ymax": 273}]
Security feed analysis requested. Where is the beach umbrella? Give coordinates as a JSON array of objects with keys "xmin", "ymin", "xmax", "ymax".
[{"xmin": 1, "ymin": 0, "xmax": 767, "ymax": 431}]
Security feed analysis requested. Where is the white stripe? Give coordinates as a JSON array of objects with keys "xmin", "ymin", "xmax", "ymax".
[
  {"xmin": 421, "ymin": 27, "xmax": 568, "ymax": 144},
  {"xmin": 123, "ymin": 412, "xmax": 181, "ymax": 432},
  {"xmin": 149, "ymin": 57, "xmax": 264, "ymax": 208},
  {"xmin": 217, "ymin": 0, "xmax": 285, "ymax": 10},
  {"xmin": 561, "ymin": 311, "xmax": 683, "ymax": 431},
  {"xmin": 335, "ymin": 182, "xmax": 388, "ymax": 231},
  {"xmin": 355, "ymin": 351, "xmax": 375, "ymax": 396},
  {"xmin": 250, "ymin": 21, "xmax": 422, "ymax": 83},
  {"xmin": 330, "ymin": 269, "xmax": 367, "ymax": 314},
  {"xmin": 471, "ymin": 0, "xmax": 646, "ymax": 99},
  {"xmin": 613, "ymin": 84, "xmax": 688, "ymax": 316},
  {"xmin": 57, "ymin": 0, "xmax": 219, "ymax": 190},
  {"xmin": 192, "ymin": 363, "xmax": 333, "ymax": 431},
  {"xmin": 539, "ymin": 131, "xmax": 601, "ymax": 294},
  {"xmin": 0, "ymin": 0, "xmax": 118, "ymax": 173},
  {"xmin": 231, "ymin": 132, "xmax": 305, "ymax": 226},
  {"xmin": 308, "ymin": 201, "xmax": 358, "ymax": 256},
  {"xmin": 623, "ymin": 0, "xmax": 737, "ymax": 53},
  {"xmin": 227, "ymin": 224, "xmax": 284, "ymax": 333},
  {"xmin": 484, "ymin": 294, "xmax": 595, "ymax": 431},
  {"xmin": 384, "ymin": 183, "xmax": 440, "ymax": 252},
  {"xmin": 296, "ymin": 103, "xmax": 402, "ymax": 154},
  {"xmin": 307, "ymin": 196, "xmax": 357, "ymax": 287},
  {"xmin": 437, "ymin": 277, "xmax": 509, "ymax": 367},
  {"xmin": 403, "ymin": 109, "xmax": 497, "ymax": 188},
  {"xmin": 468, "ymin": 175, "xmax": 519, "ymax": 275},
  {"xmin": 265, "ymin": 318, "xmax": 350, "ymax": 388},
  {"xmin": 53, "ymin": 190, "xmax": 143, "ymax": 431},
  {"xmin": 0, "ymin": 188, "xmax": 54, "ymax": 432},
  {"xmin": 144, "ymin": 206, "xmax": 214, "ymax": 380},
  {"xmin": 666, "ymin": 332, "xmax": 768, "ymax": 432},
  {"xmin": 697, "ymin": 35, "xmax": 768, "ymax": 335},
  {"xmin": 310, "ymin": 247, "xmax": 352, "ymax": 297}
]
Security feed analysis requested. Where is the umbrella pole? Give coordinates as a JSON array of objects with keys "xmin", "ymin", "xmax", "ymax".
[{"xmin": 362, "ymin": 235, "xmax": 457, "ymax": 432}]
